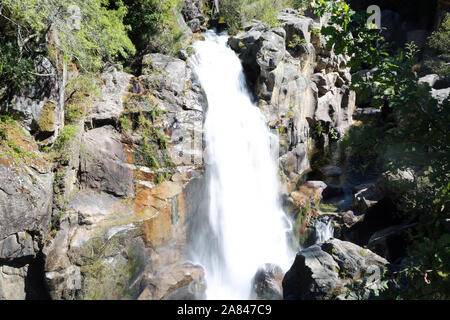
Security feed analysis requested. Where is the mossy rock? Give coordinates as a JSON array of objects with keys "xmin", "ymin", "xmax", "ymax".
[
  {"xmin": 76, "ymin": 226, "xmax": 148, "ymax": 300},
  {"xmin": 37, "ymin": 101, "xmax": 56, "ymax": 133}
]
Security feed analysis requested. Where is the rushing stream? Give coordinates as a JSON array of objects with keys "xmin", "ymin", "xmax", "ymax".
[{"xmin": 190, "ymin": 31, "xmax": 294, "ymax": 300}]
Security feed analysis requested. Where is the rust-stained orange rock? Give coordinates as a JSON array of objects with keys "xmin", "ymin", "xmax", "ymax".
[
  {"xmin": 0, "ymin": 153, "xmax": 14, "ymax": 167},
  {"xmin": 123, "ymin": 145, "xmax": 135, "ymax": 165},
  {"xmin": 142, "ymin": 209, "xmax": 173, "ymax": 248},
  {"xmin": 0, "ymin": 122, "xmax": 47, "ymax": 169},
  {"xmin": 150, "ymin": 181, "xmax": 183, "ymax": 200},
  {"xmin": 291, "ymin": 182, "xmax": 323, "ymax": 208}
]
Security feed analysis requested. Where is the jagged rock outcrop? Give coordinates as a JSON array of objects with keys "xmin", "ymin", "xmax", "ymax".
[
  {"xmin": 229, "ymin": 10, "xmax": 356, "ymax": 189},
  {"xmin": 86, "ymin": 66, "xmax": 133, "ymax": 129},
  {"xmin": 79, "ymin": 125, "xmax": 134, "ymax": 198},
  {"xmin": 43, "ymin": 53, "xmax": 207, "ymax": 300},
  {"xmin": 0, "ymin": 56, "xmax": 63, "ymax": 143},
  {"xmin": 0, "ymin": 133, "xmax": 53, "ymax": 299},
  {"xmin": 282, "ymin": 238, "xmax": 388, "ymax": 300},
  {"xmin": 182, "ymin": 0, "xmax": 208, "ymax": 33}
]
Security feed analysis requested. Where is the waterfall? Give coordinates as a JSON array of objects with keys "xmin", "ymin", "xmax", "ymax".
[
  {"xmin": 190, "ymin": 31, "xmax": 294, "ymax": 300},
  {"xmin": 315, "ymin": 216, "xmax": 334, "ymax": 244}
]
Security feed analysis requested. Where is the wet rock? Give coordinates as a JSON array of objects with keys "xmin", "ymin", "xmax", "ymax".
[
  {"xmin": 138, "ymin": 262, "xmax": 206, "ymax": 300},
  {"xmin": 283, "ymin": 238, "xmax": 388, "ymax": 300},
  {"xmin": 320, "ymin": 165, "xmax": 343, "ymax": 178},
  {"xmin": 431, "ymin": 87, "xmax": 450, "ymax": 104},
  {"xmin": 229, "ymin": 9, "xmax": 356, "ymax": 186},
  {"xmin": 251, "ymin": 264, "xmax": 284, "ymax": 300},
  {"xmin": 418, "ymin": 74, "xmax": 439, "ymax": 88}
]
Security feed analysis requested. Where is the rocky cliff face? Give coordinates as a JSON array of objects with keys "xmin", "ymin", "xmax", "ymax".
[
  {"xmin": 229, "ymin": 9, "xmax": 356, "ymax": 191},
  {"xmin": 0, "ymin": 6, "xmax": 381, "ymax": 300},
  {"xmin": 0, "ymin": 2, "xmax": 210, "ymax": 300},
  {"xmin": 0, "ymin": 56, "xmax": 64, "ymax": 144},
  {"xmin": 42, "ymin": 53, "xmax": 207, "ymax": 300}
]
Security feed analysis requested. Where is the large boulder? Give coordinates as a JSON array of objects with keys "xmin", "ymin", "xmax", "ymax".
[
  {"xmin": 251, "ymin": 264, "xmax": 284, "ymax": 300},
  {"xmin": 79, "ymin": 125, "xmax": 134, "ymax": 198},
  {"xmin": 138, "ymin": 262, "xmax": 206, "ymax": 300},
  {"xmin": 418, "ymin": 74, "xmax": 439, "ymax": 88},
  {"xmin": 283, "ymin": 238, "xmax": 388, "ymax": 300},
  {"xmin": 182, "ymin": 0, "xmax": 207, "ymax": 33}
]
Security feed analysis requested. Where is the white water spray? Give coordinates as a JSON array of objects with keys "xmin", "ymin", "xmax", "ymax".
[
  {"xmin": 190, "ymin": 31, "xmax": 294, "ymax": 300},
  {"xmin": 315, "ymin": 216, "xmax": 334, "ymax": 244}
]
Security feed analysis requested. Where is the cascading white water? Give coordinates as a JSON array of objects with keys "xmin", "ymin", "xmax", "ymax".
[
  {"xmin": 190, "ymin": 31, "xmax": 294, "ymax": 300},
  {"xmin": 315, "ymin": 216, "xmax": 334, "ymax": 244}
]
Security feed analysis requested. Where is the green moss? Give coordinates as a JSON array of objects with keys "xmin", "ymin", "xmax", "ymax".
[
  {"xmin": 54, "ymin": 172, "xmax": 63, "ymax": 194},
  {"xmin": 65, "ymin": 103, "xmax": 85, "ymax": 123},
  {"xmin": 186, "ymin": 47, "xmax": 195, "ymax": 56},
  {"xmin": 0, "ymin": 115, "xmax": 41, "ymax": 165},
  {"xmin": 153, "ymin": 128, "xmax": 168, "ymax": 150},
  {"xmin": 37, "ymin": 102, "xmax": 56, "ymax": 133},
  {"xmin": 121, "ymin": 94, "xmax": 174, "ymax": 184},
  {"xmin": 119, "ymin": 114, "xmax": 132, "ymax": 132},
  {"xmin": 54, "ymin": 125, "xmax": 79, "ymax": 152},
  {"xmin": 52, "ymin": 124, "xmax": 80, "ymax": 164},
  {"xmin": 288, "ymin": 34, "xmax": 307, "ymax": 49},
  {"xmin": 294, "ymin": 200, "xmax": 311, "ymax": 245},
  {"xmin": 319, "ymin": 202, "xmax": 340, "ymax": 213}
]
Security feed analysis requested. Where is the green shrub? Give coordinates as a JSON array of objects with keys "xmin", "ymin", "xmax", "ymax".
[
  {"xmin": 122, "ymin": 0, "xmax": 185, "ymax": 56},
  {"xmin": 53, "ymin": 124, "xmax": 80, "ymax": 164},
  {"xmin": 426, "ymin": 13, "xmax": 450, "ymax": 80},
  {"xmin": 0, "ymin": 39, "xmax": 36, "ymax": 99},
  {"xmin": 65, "ymin": 73, "xmax": 100, "ymax": 123},
  {"xmin": 1, "ymin": 0, "xmax": 135, "ymax": 72},
  {"xmin": 312, "ymin": 0, "xmax": 450, "ymax": 299},
  {"xmin": 286, "ymin": 0, "xmax": 313, "ymax": 10},
  {"xmin": 219, "ymin": 0, "xmax": 287, "ymax": 34}
]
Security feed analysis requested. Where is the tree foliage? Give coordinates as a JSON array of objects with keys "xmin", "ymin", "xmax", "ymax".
[
  {"xmin": 217, "ymin": 0, "xmax": 289, "ymax": 34},
  {"xmin": 0, "ymin": 0, "xmax": 135, "ymax": 72},
  {"xmin": 312, "ymin": 0, "xmax": 450, "ymax": 299},
  {"xmin": 426, "ymin": 12, "xmax": 450, "ymax": 80},
  {"xmin": 122, "ymin": 0, "xmax": 185, "ymax": 56}
]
